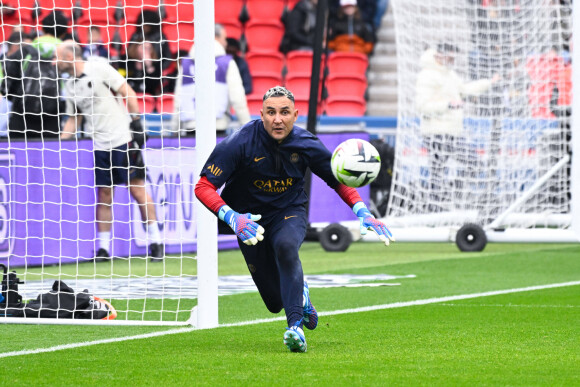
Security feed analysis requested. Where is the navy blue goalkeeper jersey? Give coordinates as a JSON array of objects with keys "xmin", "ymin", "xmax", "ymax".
[{"xmin": 200, "ymin": 119, "xmax": 339, "ymax": 218}]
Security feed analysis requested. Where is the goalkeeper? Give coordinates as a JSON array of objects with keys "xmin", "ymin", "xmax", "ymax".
[
  {"xmin": 55, "ymin": 41, "xmax": 164, "ymax": 262},
  {"xmin": 195, "ymin": 86, "xmax": 394, "ymax": 353}
]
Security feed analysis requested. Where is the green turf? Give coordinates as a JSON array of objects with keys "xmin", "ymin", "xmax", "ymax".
[{"xmin": 1, "ymin": 242, "xmax": 579, "ymax": 385}]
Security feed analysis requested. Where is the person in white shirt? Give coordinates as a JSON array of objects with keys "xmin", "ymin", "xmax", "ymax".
[
  {"xmin": 56, "ymin": 40, "xmax": 164, "ymax": 262},
  {"xmin": 174, "ymin": 23, "xmax": 251, "ymax": 136}
]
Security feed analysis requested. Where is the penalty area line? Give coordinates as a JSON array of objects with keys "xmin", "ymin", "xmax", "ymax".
[{"xmin": 1, "ymin": 280, "xmax": 579, "ymax": 359}]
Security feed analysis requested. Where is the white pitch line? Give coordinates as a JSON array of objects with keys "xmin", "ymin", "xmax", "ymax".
[{"xmin": 1, "ymin": 280, "xmax": 579, "ymax": 359}]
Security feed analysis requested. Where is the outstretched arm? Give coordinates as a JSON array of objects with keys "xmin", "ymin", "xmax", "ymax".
[
  {"xmin": 334, "ymin": 184, "xmax": 395, "ymax": 246},
  {"xmin": 195, "ymin": 176, "xmax": 264, "ymax": 246}
]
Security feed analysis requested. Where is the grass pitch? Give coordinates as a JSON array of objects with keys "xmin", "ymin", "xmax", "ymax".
[{"xmin": 1, "ymin": 242, "xmax": 579, "ymax": 386}]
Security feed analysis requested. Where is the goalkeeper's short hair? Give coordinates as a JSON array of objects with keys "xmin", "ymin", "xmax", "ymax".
[{"xmin": 263, "ymin": 86, "xmax": 295, "ymax": 103}]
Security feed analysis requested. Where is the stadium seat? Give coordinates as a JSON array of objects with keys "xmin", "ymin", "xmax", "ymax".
[
  {"xmin": 245, "ymin": 20, "xmax": 284, "ymax": 52},
  {"xmin": 246, "ymin": 0, "xmax": 285, "ymax": 21},
  {"xmin": 286, "ymin": 50, "xmax": 313, "ymax": 74},
  {"xmin": 220, "ymin": 20, "xmax": 243, "ymax": 40},
  {"xmin": 246, "ymin": 50, "xmax": 285, "ymax": 76},
  {"xmin": 38, "ymin": 0, "xmax": 75, "ymax": 17},
  {"xmin": 252, "ymin": 72, "xmax": 284, "ymax": 95},
  {"xmin": 77, "ymin": 0, "xmax": 117, "ymax": 25},
  {"xmin": 326, "ymin": 73, "xmax": 367, "ymax": 99},
  {"xmin": 215, "ymin": 0, "xmax": 244, "ymax": 24},
  {"xmin": 327, "ymin": 51, "xmax": 369, "ymax": 76},
  {"xmin": 324, "ymin": 96, "xmax": 366, "ymax": 116},
  {"xmin": 246, "ymin": 93, "xmax": 264, "ymax": 116},
  {"xmin": 293, "ymin": 97, "xmax": 310, "ymax": 116},
  {"xmin": 4, "ymin": 0, "xmax": 36, "ymax": 24},
  {"xmin": 164, "ymin": 22, "xmax": 194, "ymax": 54},
  {"xmin": 158, "ymin": 94, "xmax": 175, "ymax": 114},
  {"xmin": 286, "ymin": 0, "xmax": 300, "ymax": 11},
  {"xmin": 164, "ymin": 0, "xmax": 194, "ymax": 23},
  {"xmin": 135, "ymin": 93, "xmax": 157, "ymax": 114},
  {"xmin": 285, "ymin": 50, "xmax": 325, "ymax": 76},
  {"xmin": 122, "ymin": 0, "xmax": 159, "ymax": 24},
  {"xmin": 285, "ymin": 73, "xmax": 315, "ymax": 99}
]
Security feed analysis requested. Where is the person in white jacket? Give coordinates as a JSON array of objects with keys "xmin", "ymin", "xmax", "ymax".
[
  {"xmin": 174, "ymin": 24, "xmax": 251, "ymax": 136},
  {"xmin": 415, "ymin": 43, "xmax": 499, "ymax": 211}
]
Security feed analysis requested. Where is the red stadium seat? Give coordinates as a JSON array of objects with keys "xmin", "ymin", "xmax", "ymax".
[
  {"xmin": 135, "ymin": 93, "xmax": 157, "ymax": 114},
  {"xmin": 3, "ymin": 0, "xmax": 36, "ymax": 24},
  {"xmin": 325, "ymin": 96, "xmax": 366, "ymax": 116},
  {"xmin": 327, "ymin": 51, "xmax": 368, "ymax": 75},
  {"xmin": 215, "ymin": 0, "xmax": 244, "ymax": 23},
  {"xmin": 294, "ymin": 97, "xmax": 309, "ymax": 115},
  {"xmin": 285, "ymin": 73, "xmax": 312, "ymax": 99},
  {"xmin": 38, "ymin": 0, "xmax": 75, "ymax": 17},
  {"xmin": 287, "ymin": 0, "xmax": 300, "ymax": 11},
  {"xmin": 159, "ymin": 94, "xmax": 175, "ymax": 114},
  {"xmin": 326, "ymin": 73, "xmax": 367, "ymax": 99},
  {"xmin": 252, "ymin": 72, "xmax": 284, "ymax": 96},
  {"xmin": 286, "ymin": 50, "xmax": 325, "ymax": 76},
  {"xmin": 122, "ymin": 0, "xmax": 159, "ymax": 24},
  {"xmin": 163, "ymin": 22, "xmax": 194, "ymax": 54},
  {"xmin": 77, "ymin": 0, "xmax": 117, "ymax": 25},
  {"xmin": 164, "ymin": 0, "xmax": 194, "ymax": 23},
  {"xmin": 246, "ymin": 50, "xmax": 285, "ymax": 76},
  {"xmin": 286, "ymin": 50, "xmax": 313, "ymax": 74},
  {"xmin": 245, "ymin": 20, "xmax": 284, "ymax": 52},
  {"xmin": 246, "ymin": 93, "xmax": 264, "ymax": 116},
  {"xmin": 221, "ymin": 20, "xmax": 243, "ymax": 40},
  {"xmin": 246, "ymin": 0, "xmax": 285, "ymax": 21}
]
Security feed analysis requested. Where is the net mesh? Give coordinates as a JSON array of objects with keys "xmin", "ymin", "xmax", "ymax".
[
  {"xmin": 388, "ymin": 0, "xmax": 572, "ymax": 230},
  {"xmin": 0, "ymin": 1, "xmax": 204, "ymax": 323}
]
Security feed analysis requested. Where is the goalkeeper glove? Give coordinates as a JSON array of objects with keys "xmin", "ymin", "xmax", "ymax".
[
  {"xmin": 352, "ymin": 201, "xmax": 395, "ymax": 246},
  {"xmin": 130, "ymin": 118, "xmax": 146, "ymax": 148},
  {"xmin": 218, "ymin": 205, "xmax": 265, "ymax": 246}
]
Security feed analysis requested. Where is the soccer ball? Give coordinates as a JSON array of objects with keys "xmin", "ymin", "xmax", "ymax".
[{"xmin": 330, "ymin": 139, "xmax": 381, "ymax": 188}]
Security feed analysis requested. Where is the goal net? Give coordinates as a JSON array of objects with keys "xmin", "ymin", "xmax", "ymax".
[
  {"xmin": 0, "ymin": 1, "xmax": 225, "ymax": 325},
  {"xmin": 387, "ymin": 0, "xmax": 577, "ymax": 242}
]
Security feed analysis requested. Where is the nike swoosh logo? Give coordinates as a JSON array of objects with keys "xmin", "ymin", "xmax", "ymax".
[
  {"xmin": 285, "ymin": 216, "xmax": 297, "ymax": 220},
  {"xmin": 254, "ymin": 157, "xmax": 266, "ymax": 162}
]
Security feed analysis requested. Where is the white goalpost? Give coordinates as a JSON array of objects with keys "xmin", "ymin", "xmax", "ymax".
[
  {"xmin": 0, "ymin": 0, "xmax": 220, "ymax": 325},
  {"xmin": 386, "ymin": 0, "xmax": 579, "ymax": 247}
]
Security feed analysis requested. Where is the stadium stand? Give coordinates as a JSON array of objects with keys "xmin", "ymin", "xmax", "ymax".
[
  {"xmin": 245, "ymin": 0, "xmax": 286, "ymax": 21},
  {"xmin": 163, "ymin": 0, "xmax": 194, "ymax": 23},
  {"xmin": 325, "ymin": 96, "xmax": 366, "ymax": 116},
  {"xmin": 326, "ymin": 73, "xmax": 367, "ymax": 99},
  {"xmin": 252, "ymin": 71, "xmax": 284, "ymax": 95},
  {"xmin": 214, "ymin": 0, "xmax": 245, "ymax": 24},
  {"xmin": 327, "ymin": 51, "xmax": 368, "ymax": 75},
  {"xmin": 244, "ymin": 19, "xmax": 284, "ymax": 52},
  {"xmin": 220, "ymin": 20, "xmax": 243, "ymax": 40},
  {"xmin": 246, "ymin": 50, "xmax": 285, "ymax": 75}
]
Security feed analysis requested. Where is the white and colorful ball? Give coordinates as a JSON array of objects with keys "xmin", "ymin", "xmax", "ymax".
[{"xmin": 330, "ymin": 139, "xmax": 381, "ymax": 188}]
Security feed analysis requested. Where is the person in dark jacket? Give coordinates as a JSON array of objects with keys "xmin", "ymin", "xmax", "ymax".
[
  {"xmin": 328, "ymin": 0, "xmax": 375, "ymax": 55},
  {"xmin": 226, "ymin": 37, "xmax": 253, "ymax": 95},
  {"xmin": 280, "ymin": 0, "xmax": 318, "ymax": 53}
]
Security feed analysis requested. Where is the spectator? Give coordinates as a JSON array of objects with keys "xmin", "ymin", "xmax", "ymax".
[
  {"xmin": 129, "ymin": 9, "xmax": 172, "ymax": 72},
  {"xmin": 328, "ymin": 0, "xmax": 375, "ymax": 55},
  {"xmin": 329, "ymin": 0, "xmax": 378, "ymax": 40},
  {"xmin": 118, "ymin": 38, "xmax": 163, "ymax": 96},
  {"xmin": 32, "ymin": 10, "xmax": 71, "ymax": 59},
  {"xmin": 83, "ymin": 26, "xmax": 109, "ymax": 59},
  {"xmin": 0, "ymin": 31, "xmax": 33, "ymax": 137},
  {"xmin": 415, "ymin": 44, "xmax": 498, "ymax": 211},
  {"xmin": 1, "ymin": 30, "xmax": 63, "ymax": 140},
  {"xmin": 279, "ymin": 0, "xmax": 318, "ymax": 54},
  {"xmin": 174, "ymin": 24, "xmax": 251, "ymax": 136},
  {"xmin": 226, "ymin": 37, "xmax": 253, "ymax": 95},
  {"xmin": 374, "ymin": 0, "xmax": 389, "ymax": 30}
]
